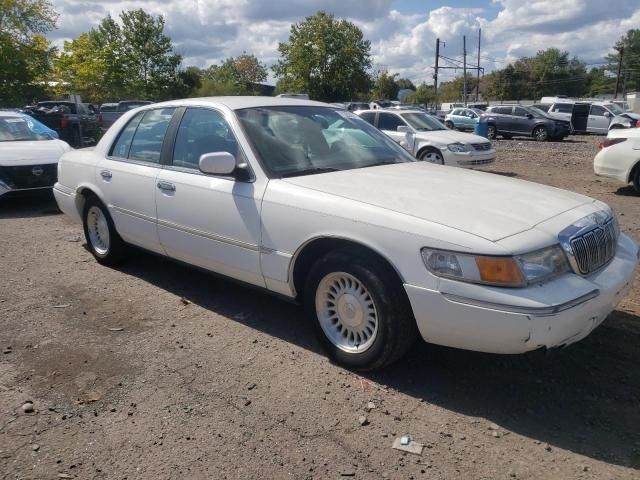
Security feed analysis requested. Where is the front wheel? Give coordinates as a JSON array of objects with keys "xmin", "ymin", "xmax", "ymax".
[
  {"xmin": 633, "ymin": 165, "xmax": 640, "ymax": 194},
  {"xmin": 304, "ymin": 248, "xmax": 417, "ymax": 371},
  {"xmin": 418, "ymin": 147, "xmax": 445, "ymax": 165},
  {"xmin": 82, "ymin": 195, "xmax": 127, "ymax": 265},
  {"xmin": 533, "ymin": 126, "xmax": 548, "ymax": 142},
  {"xmin": 487, "ymin": 125, "xmax": 497, "ymax": 139},
  {"xmin": 445, "ymin": 120, "xmax": 454, "ymax": 129}
]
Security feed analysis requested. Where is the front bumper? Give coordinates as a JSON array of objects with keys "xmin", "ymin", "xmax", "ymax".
[
  {"xmin": 444, "ymin": 149, "xmax": 496, "ymax": 168},
  {"xmin": 404, "ymin": 233, "xmax": 639, "ymax": 354},
  {"xmin": 0, "ymin": 163, "xmax": 58, "ymax": 197}
]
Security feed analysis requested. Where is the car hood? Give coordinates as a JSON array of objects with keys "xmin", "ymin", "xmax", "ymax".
[
  {"xmin": 618, "ymin": 112, "xmax": 640, "ymax": 121},
  {"xmin": 0, "ymin": 140, "xmax": 70, "ymax": 166},
  {"xmin": 282, "ymin": 162, "xmax": 594, "ymax": 242},
  {"xmin": 414, "ymin": 129, "xmax": 489, "ymax": 145}
]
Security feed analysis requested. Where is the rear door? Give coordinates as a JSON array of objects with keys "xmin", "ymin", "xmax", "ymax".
[
  {"xmin": 491, "ymin": 106, "xmax": 513, "ymax": 132},
  {"xmin": 588, "ymin": 105, "xmax": 609, "ymax": 134},
  {"xmin": 96, "ymin": 107, "xmax": 175, "ymax": 253},
  {"xmin": 512, "ymin": 107, "xmax": 531, "ymax": 134}
]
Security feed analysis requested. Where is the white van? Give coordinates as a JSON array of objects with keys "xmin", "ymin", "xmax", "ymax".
[{"xmin": 540, "ymin": 98, "xmax": 639, "ymax": 133}]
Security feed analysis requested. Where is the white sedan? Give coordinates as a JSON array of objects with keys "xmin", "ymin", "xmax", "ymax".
[
  {"xmin": 53, "ymin": 97, "xmax": 639, "ymax": 370},
  {"xmin": 593, "ymin": 127, "xmax": 640, "ymax": 193},
  {"xmin": 0, "ymin": 112, "xmax": 71, "ymax": 198},
  {"xmin": 356, "ymin": 109, "xmax": 495, "ymax": 167}
]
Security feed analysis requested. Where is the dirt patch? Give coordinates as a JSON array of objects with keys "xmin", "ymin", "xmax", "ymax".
[{"xmin": 1, "ymin": 137, "xmax": 639, "ymax": 479}]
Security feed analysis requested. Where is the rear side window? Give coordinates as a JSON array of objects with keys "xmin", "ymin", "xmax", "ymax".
[
  {"xmin": 493, "ymin": 106, "xmax": 512, "ymax": 115},
  {"xmin": 552, "ymin": 103, "xmax": 573, "ymax": 113},
  {"xmin": 128, "ymin": 108, "xmax": 175, "ymax": 163},
  {"xmin": 451, "ymin": 109, "xmax": 461, "ymax": 116},
  {"xmin": 110, "ymin": 112, "xmax": 144, "ymax": 158},
  {"xmin": 358, "ymin": 112, "xmax": 376, "ymax": 125},
  {"xmin": 377, "ymin": 113, "xmax": 406, "ymax": 131}
]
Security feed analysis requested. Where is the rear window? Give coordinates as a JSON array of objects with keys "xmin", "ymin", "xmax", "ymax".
[{"xmin": 37, "ymin": 102, "xmax": 76, "ymax": 114}]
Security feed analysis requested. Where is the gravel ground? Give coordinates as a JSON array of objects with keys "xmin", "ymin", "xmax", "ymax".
[{"xmin": 1, "ymin": 135, "xmax": 639, "ymax": 480}]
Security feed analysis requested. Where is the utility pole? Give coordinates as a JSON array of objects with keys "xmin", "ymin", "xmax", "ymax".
[
  {"xmin": 434, "ymin": 38, "xmax": 440, "ymax": 109},
  {"xmin": 614, "ymin": 46, "xmax": 624, "ymax": 99},
  {"xmin": 476, "ymin": 28, "xmax": 481, "ymax": 102},
  {"xmin": 463, "ymin": 35, "xmax": 467, "ymax": 106}
]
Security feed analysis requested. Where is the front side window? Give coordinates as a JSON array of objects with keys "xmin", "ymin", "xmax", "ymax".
[
  {"xmin": 590, "ymin": 105, "xmax": 605, "ymax": 116},
  {"xmin": 236, "ymin": 106, "xmax": 414, "ymax": 177},
  {"xmin": 401, "ymin": 112, "xmax": 446, "ymax": 131},
  {"xmin": 128, "ymin": 108, "xmax": 175, "ymax": 163},
  {"xmin": 377, "ymin": 113, "xmax": 406, "ymax": 131},
  {"xmin": 513, "ymin": 107, "xmax": 529, "ymax": 117},
  {"xmin": 173, "ymin": 108, "xmax": 239, "ymax": 170}
]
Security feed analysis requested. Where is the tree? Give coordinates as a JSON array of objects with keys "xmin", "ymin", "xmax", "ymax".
[
  {"xmin": 436, "ymin": 74, "xmax": 477, "ymax": 102},
  {"xmin": 197, "ymin": 54, "xmax": 267, "ymax": 96},
  {"xmin": 405, "ymin": 82, "xmax": 434, "ymax": 105},
  {"xmin": 584, "ymin": 66, "xmax": 614, "ymax": 97},
  {"xmin": 273, "ymin": 11, "xmax": 372, "ymax": 101},
  {"xmin": 371, "ymin": 70, "xmax": 399, "ymax": 100},
  {"xmin": 395, "ymin": 78, "xmax": 416, "ymax": 91},
  {"xmin": 53, "ymin": 33, "xmax": 105, "ymax": 102},
  {"xmin": 0, "ymin": 0, "xmax": 58, "ymax": 106},
  {"xmin": 606, "ymin": 29, "xmax": 640, "ymax": 94},
  {"xmin": 119, "ymin": 9, "xmax": 182, "ymax": 100},
  {"xmin": 88, "ymin": 15, "xmax": 129, "ymax": 100}
]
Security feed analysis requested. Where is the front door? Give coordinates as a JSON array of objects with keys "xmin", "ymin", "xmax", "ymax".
[
  {"xmin": 377, "ymin": 112, "xmax": 409, "ymax": 144},
  {"xmin": 511, "ymin": 107, "xmax": 531, "ymax": 134},
  {"xmin": 155, "ymin": 107, "xmax": 266, "ymax": 287},
  {"xmin": 96, "ymin": 107, "xmax": 175, "ymax": 254},
  {"xmin": 588, "ymin": 105, "xmax": 610, "ymax": 134}
]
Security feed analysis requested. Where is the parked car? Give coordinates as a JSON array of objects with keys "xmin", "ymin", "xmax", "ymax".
[
  {"xmin": 53, "ymin": 97, "xmax": 639, "ymax": 370},
  {"xmin": 0, "ymin": 111, "xmax": 72, "ymax": 198},
  {"xmin": 98, "ymin": 100, "xmax": 153, "ymax": 130},
  {"xmin": 593, "ymin": 127, "xmax": 640, "ymax": 193},
  {"xmin": 357, "ymin": 109, "xmax": 495, "ymax": 167},
  {"xmin": 444, "ymin": 107, "xmax": 485, "ymax": 131},
  {"xmin": 345, "ymin": 102, "xmax": 370, "ymax": 112},
  {"xmin": 542, "ymin": 98, "xmax": 640, "ymax": 133},
  {"xmin": 484, "ymin": 105, "xmax": 570, "ymax": 141},
  {"xmin": 23, "ymin": 101, "xmax": 100, "ymax": 148}
]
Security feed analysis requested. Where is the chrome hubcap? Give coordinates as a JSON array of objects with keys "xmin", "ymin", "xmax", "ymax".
[
  {"xmin": 87, "ymin": 206, "xmax": 110, "ymax": 255},
  {"xmin": 315, "ymin": 272, "xmax": 378, "ymax": 353}
]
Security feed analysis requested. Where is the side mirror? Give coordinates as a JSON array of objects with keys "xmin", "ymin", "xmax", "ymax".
[
  {"xmin": 199, "ymin": 152, "xmax": 236, "ymax": 176},
  {"xmin": 604, "ymin": 111, "xmax": 612, "ymax": 118},
  {"xmin": 526, "ymin": 113, "xmax": 534, "ymax": 119},
  {"xmin": 397, "ymin": 125, "xmax": 412, "ymax": 133}
]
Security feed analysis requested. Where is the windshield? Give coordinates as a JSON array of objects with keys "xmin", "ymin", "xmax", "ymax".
[
  {"xmin": 605, "ymin": 104, "xmax": 624, "ymax": 115},
  {"xmin": 236, "ymin": 106, "xmax": 415, "ymax": 177},
  {"xmin": 401, "ymin": 112, "xmax": 446, "ymax": 131},
  {"xmin": 0, "ymin": 116, "xmax": 53, "ymax": 142}
]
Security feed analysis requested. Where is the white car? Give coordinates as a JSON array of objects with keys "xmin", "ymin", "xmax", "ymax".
[
  {"xmin": 53, "ymin": 97, "xmax": 639, "ymax": 370},
  {"xmin": 0, "ymin": 111, "xmax": 72, "ymax": 198},
  {"xmin": 594, "ymin": 128, "xmax": 640, "ymax": 193},
  {"xmin": 356, "ymin": 109, "xmax": 495, "ymax": 167}
]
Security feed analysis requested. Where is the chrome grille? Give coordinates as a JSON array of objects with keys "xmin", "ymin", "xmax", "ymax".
[
  {"xmin": 459, "ymin": 158, "xmax": 495, "ymax": 166},
  {"xmin": 569, "ymin": 218, "xmax": 617, "ymax": 274},
  {"xmin": 471, "ymin": 142, "xmax": 491, "ymax": 151}
]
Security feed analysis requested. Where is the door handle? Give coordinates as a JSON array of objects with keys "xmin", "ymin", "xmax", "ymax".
[
  {"xmin": 100, "ymin": 169, "xmax": 112, "ymax": 180},
  {"xmin": 157, "ymin": 181, "xmax": 176, "ymax": 192}
]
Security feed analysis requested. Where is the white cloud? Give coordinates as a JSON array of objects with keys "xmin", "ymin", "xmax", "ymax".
[{"xmin": 48, "ymin": 0, "xmax": 640, "ymax": 86}]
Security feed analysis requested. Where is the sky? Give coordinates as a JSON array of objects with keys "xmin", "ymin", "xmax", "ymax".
[{"xmin": 47, "ymin": 0, "xmax": 640, "ymax": 85}]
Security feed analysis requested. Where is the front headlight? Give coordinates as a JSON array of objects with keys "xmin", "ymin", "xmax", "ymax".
[
  {"xmin": 421, "ymin": 245, "xmax": 569, "ymax": 287},
  {"xmin": 447, "ymin": 142, "xmax": 470, "ymax": 152}
]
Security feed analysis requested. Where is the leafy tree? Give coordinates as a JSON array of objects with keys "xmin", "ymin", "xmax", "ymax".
[
  {"xmin": 197, "ymin": 54, "xmax": 267, "ymax": 96},
  {"xmin": 395, "ymin": 78, "xmax": 416, "ymax": 91},
  {"xmin": 273, "ymin": 11, "xmax": 372, "ymax": 101},
  {"xmin": 120, "ymin": 9, "xmax": 182, "ymax": 100},
  {"xmin": 0, "ymin": 0, "xmax": 58, "ymax": 106},
  {"xmin": 405, "ymin": 82, "xmax": 434, "ymax": 105},
  {"xmin": 437, "ymin": 74, "xmax": 477, "ymax": 102},
  {"xmin": 584, "ymin": 66, "xmax": 614, "ymax": 97},
  {"xmin": 88, "ymin": 15, "xmax": 129, "ymax": 100},
  {"xmin": 606, "ymin": 29, "xmax": 640, "ymax": 94},
  {"xmin": 371, "ymin": 70, "xmax": 399, "ymax": 100},
  {"xmin": 53, "ymin": 33, "xmax": 105, "ymax": 101}
]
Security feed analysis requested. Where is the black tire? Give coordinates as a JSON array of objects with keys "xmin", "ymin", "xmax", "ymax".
[
  {"xmin": 633, "ymin": 165, "xmax": 640, "ymax": 194},
  {"xmin": 445, "ymin": 120, "xmax": 454, "ymax": 129},
  {"xmin": 487, "ymin": 125, "xmax": 497, "ymax": 140},
  {"xmin": 304, "ymin": 247, "xmax": 418, "ymax": 371},
  {"xmin": 501, "ymin": 134, "xmax": 512, "ymax": 140},
  {"xmin": 533, "ymin": 126, "xmax": 548, "ymax": 142},
  {"xmin": 72, "ymin": 128, "xmax": 81, "ymax": 148},
  {"xmin": 82, "ymin": 195, "xmax": 127, "ymax": 265},
  {"xmin": 418, "ymin": 147, "xmax": 445, "ymax": 165}
]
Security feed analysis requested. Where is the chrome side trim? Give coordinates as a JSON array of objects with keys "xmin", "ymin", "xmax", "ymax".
[
  {"xmin": 111, "ymin": 205, "xmax": 156, "ymax": 223},
  {"xmin": 156, "ymin": 218, "xmax": 259, "ymax": 251},
  {"xmin": 442, "ymin": 289, "xmax": 600, "ymax": 316}
]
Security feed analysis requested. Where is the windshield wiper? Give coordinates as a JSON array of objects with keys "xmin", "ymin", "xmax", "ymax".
[{"xmin": 281, "ymin": 167, "xmax": 340, "ymax": 178}]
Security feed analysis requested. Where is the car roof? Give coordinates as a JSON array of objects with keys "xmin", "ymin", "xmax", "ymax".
[
  {"xmin": 153, "ymin": 96, "xmax": 330, "ymax": 110},
  {"xmin": 356, "ymin": 108, "xmax": 424, "ymax": 115},
  {"xmin": 0, "ymin": 111, "xmax": 26, "ymax": 117}
]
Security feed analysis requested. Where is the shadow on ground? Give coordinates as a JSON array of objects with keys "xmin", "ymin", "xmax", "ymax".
[
  {"xmin": 0, "ymin": 192, "xmax": 61, "ymax": 219},
  {"xmin": 615, "ymin": 186, "xmax": 640, "ymax": 197},
  {"xmin": 116, "ymin": 250, "xmax": 640, "ymax": 470}
]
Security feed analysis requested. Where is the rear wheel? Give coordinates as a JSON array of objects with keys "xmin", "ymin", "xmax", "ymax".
[
  {"xmin": 533, "ymin": 126, "xmax": 548, "ymax": 142},
  {"xmin": 487, "ymin": 125, "xmax": 497, "ymax": 139},
  {"xmin": 304, "ymin": 248, "xmax": 417, "ymax": 371},
  {"xmin": 418, "ymin": 147, "xmax": 444, "ymax": 165},
  {"xmin": 633, "ymin": 164, "xmax": 640, "ymax": 194},
  {"xmin": 501, "ymin": 134, "xmax": 512, "ymax": 140},
  {"xmin": 82, "ymin": 195, "xmax": 127, "ymax": 265},
  {"xmin": 445, "ymin": 120, "xmax": 454, "ymax": 129}
]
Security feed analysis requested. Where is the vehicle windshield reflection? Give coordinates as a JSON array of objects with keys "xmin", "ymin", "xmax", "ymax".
[
  {"xmin": 236, "ymin": 106, "xmax": 415, "ymax": 178},
  {"xmin": 401, "ymin": 112, "xmax": 447, "ymax": 131}
]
